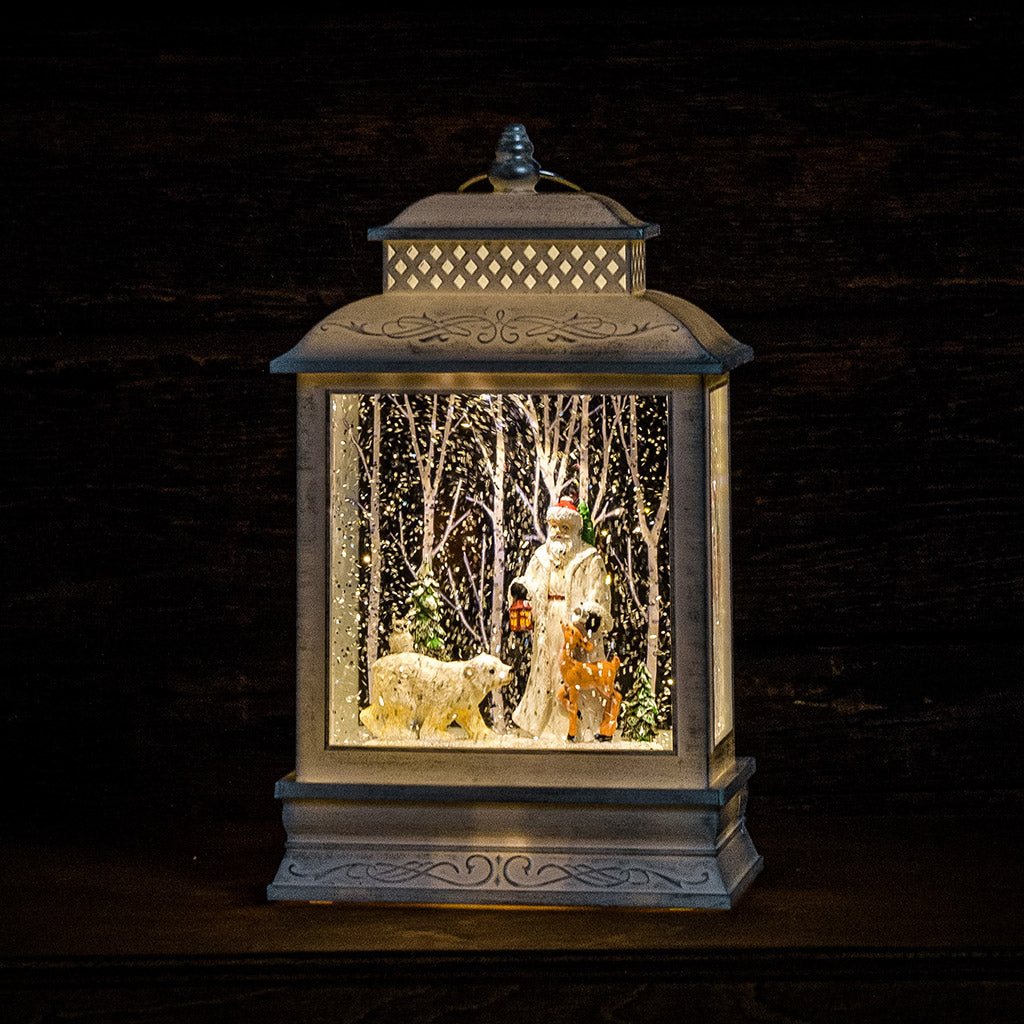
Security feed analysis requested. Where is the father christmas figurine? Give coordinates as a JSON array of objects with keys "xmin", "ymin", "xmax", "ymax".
[{"xmin": 509, "ymin": 499, "xmax": 612, "ymax": 738}]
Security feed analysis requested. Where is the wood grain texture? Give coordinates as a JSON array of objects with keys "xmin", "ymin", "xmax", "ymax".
[{"xmin": 2, "ymin": 14, "xmax": 1021, "ymax": 837}]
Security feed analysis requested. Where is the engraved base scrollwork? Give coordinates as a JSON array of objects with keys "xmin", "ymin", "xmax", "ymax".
[
  {"xmin": 499, "ymin": 854, "xmax": 710, "ymax": 891},
  {"xmin": 269, "ymin": 842, "xmax": 759, "ymax": 907},
  {"xmin": 281, "ymin": 850, "xmax": 709, "ymax": 894},
  {"xmin": 286, "ymin": 854, "xmax": 495, "ymax": 889}
]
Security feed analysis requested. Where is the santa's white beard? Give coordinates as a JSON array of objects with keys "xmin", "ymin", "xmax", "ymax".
[{"xmin": 548, "ymin": 538, "xmax": 577, "ymax": 568}]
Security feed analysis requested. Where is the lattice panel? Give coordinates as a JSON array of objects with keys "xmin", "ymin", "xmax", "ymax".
[
  {"xmin": 632, "ymin": 241, "xmax": 645, "ymax": 292},
  {"xmin": 384, "ymin": 241, "xmax": 644, "ymax": 294}
]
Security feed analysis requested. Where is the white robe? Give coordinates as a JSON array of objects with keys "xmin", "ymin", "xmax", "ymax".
[{"xmin": 510, "ymin": 542, "xmax": 611, "ymax": 738}]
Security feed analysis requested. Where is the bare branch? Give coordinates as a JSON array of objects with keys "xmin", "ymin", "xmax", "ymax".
[
  {"xmin": 512, "ymin": 394, "xmax": 540, "ymax": 437},
  {"xmin": 651, "ymin": 467, "xmax": 671, "ymax": 537},
  {"xmin": 513, "ymin": 481, "xmax": 543, "ymax": 545},
  {"xmin": 609, "ymin": 533, "xmax": 642, "ymax": 613},
  {"xmin": 442, "ymin": 561, "xmax": 482, "ymax": 644},
  {"xmin": 466, "ymin": 492, "xmax": 497, "ymax": 529},
  {"xmin": 345, "ymin": 423, "xmax": 372, "ymax": 479},
  {"xmin": 614, "ymin": 395, "xmax": 653, "ymax": 545},
  {"xmin": 435, "ymin": 395, "xmax": 458, "ymax": 472},
  {"xmin": 554, "ymin": 396, "xmax": 580, "ymax": 497},
  {"xmin": 347, "ymin": 494, "xmax": 369, "ymax": 519},
  {"xmin": 466, "ymin": 536, "xmax": 489, "ymax": 643},
  {"xmin": 590, "ymin": 398, "xmax": 614, "ymax": 522},
  {"xmin": 396, "ymin": 510, "xmax": 419, "ymax": 579},
  {"xmin": 439, "ymin": 530, "xmax": 490, "ymax": 651},
  {"xmin": 531, "ymin": 459, "xmax": 544, "ymax": 537},
  {"xmin": 430, "ymin": 477, "xmax": 468, "ymax": 560},
  {"xmin": 393, "ymin": 394, "xmax": 431, "ymax": 493},
  {"xmin": 471, "ymin": 426, "xmax": 499, "ymax": 488}
]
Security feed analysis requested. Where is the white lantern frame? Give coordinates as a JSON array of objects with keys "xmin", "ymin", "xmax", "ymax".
[{"xmin": 267, "ymin": 127, "xmax": 761, "ymax": 907}]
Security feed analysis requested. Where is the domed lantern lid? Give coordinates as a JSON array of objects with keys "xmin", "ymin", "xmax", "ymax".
[
  {"xmin": 271, "ymin": 125, "xmax": 752, "ymax": 376},
  {"xmin": 367, "ymin": 124, "xmax": 659, "ymax": 242}
]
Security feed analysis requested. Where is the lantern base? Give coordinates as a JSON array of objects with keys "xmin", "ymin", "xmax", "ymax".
[{"xmin": 267, "ymin": 758, "xmax": 761, "ymax": 909}]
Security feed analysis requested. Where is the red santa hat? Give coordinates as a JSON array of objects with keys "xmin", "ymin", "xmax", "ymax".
[{"xmin": 546, "ymin": 498, "xmax": 583, "ymax": 528}]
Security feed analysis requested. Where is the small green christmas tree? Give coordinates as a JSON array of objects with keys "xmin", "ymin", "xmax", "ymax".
[
  {"xmin": 578, "ymin": 498, "xmax": 596, "ymax": 547},
  {"xmin": 620, "ymin": 664, "xmax": 658, "ymax": 742},
  {"xmin": 407, "ymin": 565, "xmax": 448, "ymax": 659}
]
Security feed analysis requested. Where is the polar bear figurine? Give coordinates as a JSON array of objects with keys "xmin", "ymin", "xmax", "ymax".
[{"xmin": 360, "ymin": 652, "xmax": 512, "ymax": 742}]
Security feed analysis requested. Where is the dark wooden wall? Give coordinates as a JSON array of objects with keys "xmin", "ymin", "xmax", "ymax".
[{"xmin": 3, "ymin": 13, "xmax": 1022, "ymax": 839}]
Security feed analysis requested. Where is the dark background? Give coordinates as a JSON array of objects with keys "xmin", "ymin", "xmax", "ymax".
[{"xmin": 2, "ymin": 12, "xmax": 1022, "ymax": 1020}]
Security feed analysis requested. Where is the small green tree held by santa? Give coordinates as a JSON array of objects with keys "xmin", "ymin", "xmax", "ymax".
[
  {"xmin": 407, "ymin": 565, "xmax": 448, "ymax": 659},
  {"xmin": 620, "ymin": 664, "xmax": 658, "ymax": 742}
]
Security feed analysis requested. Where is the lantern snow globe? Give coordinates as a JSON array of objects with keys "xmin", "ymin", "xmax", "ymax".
[{"xmin": 267, "ymin": 126, "xmax": 761, "ymax": 907}]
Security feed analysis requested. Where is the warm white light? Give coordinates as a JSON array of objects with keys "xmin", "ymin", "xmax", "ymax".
[{"xmin": 327, "ymin": 390, "xmax": 673, "ymax": 752}]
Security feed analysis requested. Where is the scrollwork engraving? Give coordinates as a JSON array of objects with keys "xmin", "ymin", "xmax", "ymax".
[
  {"xmin": 284, "ymin": 852, "xmax": 711, "ymax": 893},
  {"xmin": 322, "ymin": 310, "xmax": 676, "ymax": 346},
  {"xmin": 501, "ymin": 855, "xmax": 710, "ymax": 891},
  {"xmin": 287, "ymin": 854, "xmax": 495, "ymax": 888}
]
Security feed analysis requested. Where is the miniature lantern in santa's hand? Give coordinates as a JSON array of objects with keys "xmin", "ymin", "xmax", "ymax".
[{"xmin": 508, "ymin": 583, "xmax": 533, "ymax": 634}]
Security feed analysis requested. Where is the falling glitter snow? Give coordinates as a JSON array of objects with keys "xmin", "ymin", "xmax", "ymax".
[{"xmin": 327, "ymin": 392, "xmax": 675, "ymax": 748}]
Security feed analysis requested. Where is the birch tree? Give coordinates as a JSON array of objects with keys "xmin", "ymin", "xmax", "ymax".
[
  {"xmin": 576, "ymin": 394, "xmax": 620, "ymax": 533},
  {"xmin": 469, "ymin": 395, "xmax": 507, "ymax": 656},
  {"xmin": 612, "ymin": 395, "xmax": 671, "ymax": 688},
  {"xmin": 391, "ymin": 394, "xmax": 469, "ymax": 659},
  {"xmin": 345, "ymin": 395, "xmax": 383, "ymax": 666},
  {"xmin": 393, "ymin": 394, "xmax": 465, "ymax": 573},
  {"xmin": 510, "ymin": 394, "xmax": 580, "ymax": 536},
  {"xmin": 468, "ymin": 396, "xmax": 509, "ymax": 728}
]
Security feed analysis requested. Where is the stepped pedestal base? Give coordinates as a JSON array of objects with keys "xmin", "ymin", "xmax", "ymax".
[{"xmin": 268, "ymin": 758, "xmax": 761, "ymax": 909}]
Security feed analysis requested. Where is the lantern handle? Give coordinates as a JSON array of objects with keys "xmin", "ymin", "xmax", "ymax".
[
  {"xmin": 538, "ymin": 169, "xmax": 584, "ymax": 191},
  {"xmin": 457, "ymin": 169, "xmax": 583, "ymax": 193},
  {"xmin": 455, "ymin": 172, "xmax": 488, "ymax": 192}
]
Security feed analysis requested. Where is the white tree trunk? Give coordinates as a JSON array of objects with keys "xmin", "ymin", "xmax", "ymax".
[
  {"xmin": 644, "ymin": 539, "xmax": 661, "ymax": 687},
  {"xmin": 577, "ymin": 395, "xmax": 617, "ymax": 529},
  {"xmin": 366, "ymin": 396, "xmax": 382, "ymax": 667},
  {"xmin": 579, "ymin": 394, "xmax": 590, "ymax": 506},
  {"xmin": 395, "ymin": 394, "xmax": 462, "ymax": 575},
  {"xmin": 486, "ymin": 399, "xmax": 507, "ymax": 731},
  {"xmin": 613, "ymin": 395, "xmax": 670, "ymax": 693},
  {"xmin": 488, "ymin": 397, "xmax": 507, "ymax": 655},
  {"xmin": 344, "ymin": 396, "xmax": 384, "ymax": 669}
]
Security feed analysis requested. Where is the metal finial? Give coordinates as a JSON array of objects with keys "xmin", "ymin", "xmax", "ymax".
[
  {"xmin": 488, "ymin": 124, "xmax": 541, "ymax": 192},
  {"xmin": 456, "ymin": 126, "xmax": 583, "ymax": 193}
]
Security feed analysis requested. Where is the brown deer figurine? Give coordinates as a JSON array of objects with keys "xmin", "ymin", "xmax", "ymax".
[{"xmin": 556, "ymin": 621, "xmax": 622, "ymax": 742}]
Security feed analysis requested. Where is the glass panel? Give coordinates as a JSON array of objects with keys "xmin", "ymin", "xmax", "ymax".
[
  {"xmin": 708, "ymin": 381, "xmax": 734, "ymax": 744},
  {"xmin": 328, "ymin": 392, "xmax": 674, "ymax": 752}
]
